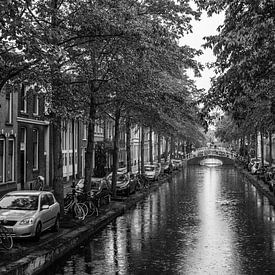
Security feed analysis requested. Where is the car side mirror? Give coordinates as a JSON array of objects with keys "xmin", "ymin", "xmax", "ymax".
[{"xmin": 41, "ymin": 204, "xmax": 50, "ymax": 210}]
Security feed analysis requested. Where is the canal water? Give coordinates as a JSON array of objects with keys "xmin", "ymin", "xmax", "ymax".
[{"xmin": 43, "ymin": 165, "xmax": 275, "ymax": 274}]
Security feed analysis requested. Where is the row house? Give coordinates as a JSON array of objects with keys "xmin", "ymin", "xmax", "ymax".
[
  {"xmin": 0, "ymin": 82, "xmax": 168, "ymax": 196},
  {"xmin": 0, "ymin": 87, "xmax": 17, "ymax": 195},
  {"xmin": 17, "ymin": 85, "xmax": 49, "ymax": 190}
]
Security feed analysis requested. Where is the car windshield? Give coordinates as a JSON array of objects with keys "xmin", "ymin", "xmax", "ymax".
[
  {"xmin": 0, "ymin": 195, "xmax": 39, "ymax": 210},
  {"xmin": 145, "ymin": 167, "xmax": 154, "ymax": 171}
]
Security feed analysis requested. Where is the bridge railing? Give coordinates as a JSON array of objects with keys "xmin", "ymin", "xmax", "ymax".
[{"xmin": 186, "ymin": 147, "xmax": 237, "ymax": 160}]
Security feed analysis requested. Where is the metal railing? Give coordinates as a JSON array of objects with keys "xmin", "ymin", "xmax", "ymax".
[{"xmin": 186, "ymin": 147, "xmax": 237, "ymax": 160}]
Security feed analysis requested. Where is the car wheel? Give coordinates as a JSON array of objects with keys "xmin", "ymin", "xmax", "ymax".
[
  {"xmin": 51, "ymin": 214, "xmax": 60, "ymax": 232},
  {"xmin": 34, "ymin": 222, "xmax": 42, "ymax": 241}
]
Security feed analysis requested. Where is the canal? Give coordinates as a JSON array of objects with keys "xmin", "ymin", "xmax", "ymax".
[{"xmin": 43, "ymin": 165, "xmax": 275, "ymax": 274}]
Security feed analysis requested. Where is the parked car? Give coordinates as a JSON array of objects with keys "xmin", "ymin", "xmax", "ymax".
[
  {"xmin": 171, "ymin": 159, "xmax": 182, "ymax": 170},
  {"xmin": 251, "ymin": 161, "xmax": 261, "ymax": 174},
  {"xmin": 106, "ymin": 168, "xmax": 138, "ymax": 196},
  {"xmin": 162, "ymin": 162, "xmax": 173, "ymax": 174},
  {"xmin": 248, "ymin": 158, "xmax": 260, "ymax": 171},
  {"xmin": 256, "ymin": 165, "xmax": 269, "ymax": 181},
  {"xmin": 144, "ymin": 163, "xmax": 161, "ymax": 180},
  {"xmin": 0, "ymin": 190, "xmax": 60, "ymax": 240},
  {"xmin": 264, "ymin": 167, "xmax": 275, "ymax": 183}
]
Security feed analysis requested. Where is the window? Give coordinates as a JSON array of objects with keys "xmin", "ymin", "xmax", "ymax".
[
  {"xmin": 6, "ymin": 92, "xmax": 13, "ymax": 124},
  {"xmin": 33, "ymin": 94, "xmax": 39, "ymax": 115},
  {"xmin": 40, "ymin": 194, "xmax": 49, "ymax": 207},
  {"xmin": 46, "ymin": 194, "xmax": 54, "ymax": 205},
  {"xmin": 0, "ymin": 139, "xmax": 4, "ymax": 183},
  {"xmin": 83, "ymin": 123, "xmax": 87, "ymax": 140},
  {"xmin": 33, "ymin": 129, "xmax": 38, "ymax": 170},
  {"xmin": 20, "ymin": 127, "xmax": 26, "ymax": 150},
  {"xmin": 20, "ymin": 85, "xmax": 27, "ymax": 113},
  {"xmin": 6, "ymin": 139, "xmax": 14, "ymax": 182}
]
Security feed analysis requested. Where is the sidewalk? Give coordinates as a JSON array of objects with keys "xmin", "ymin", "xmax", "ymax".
[{"xmin": 0, "ymin": 173, "xmax": 174, "ymax": 275}]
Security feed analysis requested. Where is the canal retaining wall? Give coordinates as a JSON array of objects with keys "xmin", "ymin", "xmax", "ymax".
[
  {"xmin": 236, "ymin": 165, "xmax": 275, "ymax": 206},
  {"xmin": 0, "ymin": 173, "xmax": 174, "ymax": 275}
]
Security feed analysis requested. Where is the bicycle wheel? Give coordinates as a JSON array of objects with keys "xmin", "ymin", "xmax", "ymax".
[
  {"xmin": 78, "ymin": 203, "xmax": 88, "ymax": 217},
  {"xmin": 64, "ymin": 195, "xmax": 73, "ymax": 208},
  {"xmin": 64, "ymin": 199, "xmax": 73, "ymax": 215},
  {"xmin": 73, "ymin": 203, "xmax": 86, "ymax": 220},
  {"xmin": 0, "ymin": 226, "xmax": 13, "ymax": 250},
  {"xmin": 86, "ymin": 200, "xmax": 98, "ymax": 217}
]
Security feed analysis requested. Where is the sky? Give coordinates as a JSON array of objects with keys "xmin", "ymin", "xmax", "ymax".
[{"xmin": 181, "ymin": 11, "xmax": 225, "ymax": 92}]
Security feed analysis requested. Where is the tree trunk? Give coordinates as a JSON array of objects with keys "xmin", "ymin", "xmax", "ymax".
[
  {"xmin": 255, "ymin": 130, "xmax": 258, "ymax": 159},
  {"xmin": 84, "ymin": 92, "xmax": 96, "ymax": 193},
  {"xmin": 141, "ymin": 126, "xmax": 145, "ymax": 175},
  {"xmin": 247, "ymin": 134, "xmax": 251, "ymax": 162},
  {"xmin": 72, "ymin": 119, "xmax": 75, "ymax": 184},
  {"xmin": 111, "ymin": 107, "xmax": 121, "ymax": 197},
  {"xmin": 171, "ymin": 136, "xmax": 175, "ymax": 158},
  {"xmin": 165, "ymin": 137, "xmax": 169, "ymax": 162},
  {"xmin": 50, "ymin": 0, "xmax": 64, "ymax": 215},
  {"xmin": 149, "ymin": 127, "xmax": 153, "ymax": 164},
  {"xmin": 126, "ymin": 117, "xmax": 131, "ymax": 173},
  {"xmin": 157, "ymin": 134, "xmax": 161, "ymax": 163},
  {"xmin": 260, "ymin": 131, "xmax": 264, "ymax": 166},
  {"xmin": 269, "ymin": 131, "xmax": 272, "ymax": 166},
  {"xmin": 52, "ymin": 117, "xmax": 64, "ymax": 215}
]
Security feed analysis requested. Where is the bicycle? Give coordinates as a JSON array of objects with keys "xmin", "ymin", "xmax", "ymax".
[
  {"xmin": 0, "ymin": 224, "xmax": 13, "ymax": 250},
  {"xmin": 64, "ymin": 188, "xmax": 87, "ymax": 220},
  {"xmin": 77, "ymin": 190, "xmax": 99, "ymax": 217},
  {"xmin": 136, "ymin": 174, "xmax": 150, "ymax": 190},
  {"xmin": 64, "ymin": 186, "xmax": 98, "ymax": 219}
]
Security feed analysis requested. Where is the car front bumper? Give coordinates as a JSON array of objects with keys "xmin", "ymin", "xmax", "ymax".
[{"xmin": 5, "ymin": 224, "xmax": 36, "ymax": 238}]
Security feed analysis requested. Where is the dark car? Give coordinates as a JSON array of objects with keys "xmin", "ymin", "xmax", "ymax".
[
  {"xmin": 265, "ymin": 167, "xmax": 275, "ymax": 179},
  {"xmin": 106, "ymin": 168, "xmax": 138, "ymax": 196},
  {"xmin": 162, "ymin": 162, "xmax": 173, "ymax": 173},
  {"xmin": 75, "ymin": 178, "xmax": 111, "ymax": 208},
  {"xmin": 256, "ymin": 165, "xmax": 269, "ymax": 181}
]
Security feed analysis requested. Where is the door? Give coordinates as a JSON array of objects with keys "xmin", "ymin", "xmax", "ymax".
[{"xmin": 39, "ymin": 194, "xmax": 52, "ymax": 230}]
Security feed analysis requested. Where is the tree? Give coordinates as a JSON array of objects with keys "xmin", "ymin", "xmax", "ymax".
[{"xmin": 201, "ymin": 0, "xmax": 275, "ymax": 136}]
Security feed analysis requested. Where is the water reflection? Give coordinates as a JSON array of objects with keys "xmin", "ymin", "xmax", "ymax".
[
  {"xmin": 200, "ymin": 158, "xmax": 223, "ymax": 167},
  {"xmin": 43, "ymin": 167, "xmax": 275, "ymax": 275}
]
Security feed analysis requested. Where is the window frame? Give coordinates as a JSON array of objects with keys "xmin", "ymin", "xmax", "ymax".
[
  {"xmin": 33, "ymin": 129, "xmax": 39, "ymax": 170},
  {"xmin": 20, "ymin": 85, "xmax": 27, "ymax": 113},
  {"xmin": 6, "ymin": 138, "xmax": 15, "ymax": 182},
  {"xmin": 6, "ymin": 92, "xmax": 13, "ymax": 124},
  {"xmin": 33, "ymin": 94, "xmax": 39, "ymax": 116},
  {"xmin": 0, "ymin": 138, "xmax": 5, "ymax": 184}
]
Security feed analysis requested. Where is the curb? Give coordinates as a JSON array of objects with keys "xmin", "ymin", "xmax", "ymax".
[{"xmin": 0, "ymin": 173, "xmax": 174, "ymax": 275}]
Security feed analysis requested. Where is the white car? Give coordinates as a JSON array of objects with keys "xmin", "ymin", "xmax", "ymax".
[
  {"xmin": 0, "ymin": 190, "xmax": 60, "ymax": 240},
  {"xmin": 144, "ymin": 163, "xmax": 161, "ymax": 180},
  {"xmin": 251, "ymin": 161, "xmax": 261, "ymax": 174}
]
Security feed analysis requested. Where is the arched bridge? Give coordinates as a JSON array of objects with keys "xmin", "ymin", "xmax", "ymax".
[{"xmin": 186, "ymin": 147, "xmax": 237, "ymax": 165}]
